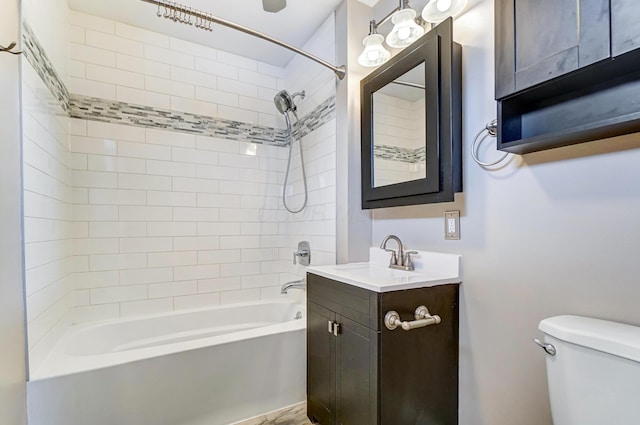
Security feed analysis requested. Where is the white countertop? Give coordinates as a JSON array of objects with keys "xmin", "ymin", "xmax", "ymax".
[{"xmin": 306, "ymin": 248, "xmax": 462, "ymax": 293}]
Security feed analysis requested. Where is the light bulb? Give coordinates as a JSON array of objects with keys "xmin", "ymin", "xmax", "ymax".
[
  {"xmin": 385, "ymin": 8, "xmax": 425, "ymax": 48},
  {"xmin": 436, "ymin": 0, "xmax": 452, "ymax": 12},
  {"xmin": 397, "ymin": 26, "xmax": 411, "ymax": 40},
  {"xmin": 367, "ymin": 50, "xmax": 380, "ymax": 61},
  {"xmin": 422, "ymin": 0, "xmax": 467, "ymax": 23},
  {"xmin": 358, "ymin": 33, "xmax": 391, "ymax": 67}
]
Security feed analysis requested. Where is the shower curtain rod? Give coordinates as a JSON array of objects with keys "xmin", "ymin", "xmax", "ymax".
[{"xmin": 140, "ymin": 0, "xmax": 346, "ymax": 79}]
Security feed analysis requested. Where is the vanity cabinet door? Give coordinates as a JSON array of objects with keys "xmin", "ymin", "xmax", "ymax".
[
  {"xmin": 495, "ymin": 0, "xmax": 610, "ymax": 99},
  {"xmin": 307, "ymin": 302, "xmax": 336, "ymax": 425},
  {"xmin": 611, "ymin": 0, "xmax": 640, "ymax": 56},
  {"xmin": 335, "ymin": 315, "xmax": 378, "ymax": 425}
]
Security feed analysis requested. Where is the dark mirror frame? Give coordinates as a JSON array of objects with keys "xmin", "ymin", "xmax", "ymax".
[{"xmin": 360, "ymin": 18, "xmax": 462, "ymax": 209}]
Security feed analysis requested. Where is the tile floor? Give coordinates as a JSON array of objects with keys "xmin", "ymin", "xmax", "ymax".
[{"xmin": 233, "ymin": 402, "xmax": 313, "ymax": 425}]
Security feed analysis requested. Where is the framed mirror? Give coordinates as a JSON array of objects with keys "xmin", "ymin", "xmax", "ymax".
[{"xmin": 361, "ymin": 18, "xmax": 462, "ymax": 209}]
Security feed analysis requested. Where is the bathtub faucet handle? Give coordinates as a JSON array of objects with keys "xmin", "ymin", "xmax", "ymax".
[{"xmin": 292, "ymin": 241, "xmax": 311, "ymax": 266}]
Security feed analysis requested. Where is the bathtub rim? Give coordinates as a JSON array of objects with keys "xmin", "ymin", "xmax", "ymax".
[{"xmin": 31, "ymin": 297, "xmax": 306, "ymax": 381}]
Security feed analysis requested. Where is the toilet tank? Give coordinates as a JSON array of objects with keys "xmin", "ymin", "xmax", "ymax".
[{"xmin": 538, "ymin": 315, "xmax": 640, "ymax": 425}]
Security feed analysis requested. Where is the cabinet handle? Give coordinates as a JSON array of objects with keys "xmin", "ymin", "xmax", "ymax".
[
  {"xmin": 384, "ymin": 306, "xmax": 441, "ymax": 331},
  {"xmin": 327, "ymin": 321, "xmax": 341, "ymax": 336}
]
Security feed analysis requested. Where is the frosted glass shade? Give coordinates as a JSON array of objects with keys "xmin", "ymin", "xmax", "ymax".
[
  {"xmin": 385, "ymin": 9, "xmax": 425, "ymax": 48},
  {"xmin": 358, "ymin": 34, "xmax": 391, "ymax": 67},
  {"xmin": 421, "ymin": 0, "xmax": 467, "ymax": 23}
]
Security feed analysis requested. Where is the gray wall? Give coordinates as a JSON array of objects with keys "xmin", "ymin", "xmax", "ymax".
[
  {"xmin": 366, "ymin": 0, "xmax": 640, "ymax": 424},
  {"xmin": 336, "ymin": 0, "xmax": 374, "ymax": 264},
  {"xmin": 0, "ymin": 0, "xmax": 28, "ymax": 423}
]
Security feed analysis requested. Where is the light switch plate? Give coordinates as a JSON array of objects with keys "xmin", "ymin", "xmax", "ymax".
[{"xmin": 444, "ymin": 211, "xmax": 460, "ymax": 240}]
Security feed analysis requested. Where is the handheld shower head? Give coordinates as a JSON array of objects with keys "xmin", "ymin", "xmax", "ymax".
[
  {"xmin": 274, "ymin": 90, "xmax": 294, "ymax": 114},
  {"xmin": 273, "ymin": 90, "xmax": 305, "ymax": 115},
  {"xmin": 276, "ymin": 88, "xmax": 308, "ymax": 214}
]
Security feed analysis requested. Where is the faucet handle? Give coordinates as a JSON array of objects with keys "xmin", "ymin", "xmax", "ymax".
[
  {"xmin": 403, "ymin": 251, "xmax": 418, "ymax": 270},
  {"xmin": 384, "ymin": 249, "xmax": 398, "ymax": 265},
  {"xmin": 293, "ymin": 241, "xmax": 311, "ymax": 266}
]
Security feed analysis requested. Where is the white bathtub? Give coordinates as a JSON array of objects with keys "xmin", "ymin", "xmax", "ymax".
[{"xmin": 27, "ymin": 299, "xmax": 306, "ymax": 425}]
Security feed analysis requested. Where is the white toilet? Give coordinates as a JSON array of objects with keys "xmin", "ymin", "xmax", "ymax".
[{"xmin": 536, "ymin": 315, "xmax": 640, "ymax": 425}]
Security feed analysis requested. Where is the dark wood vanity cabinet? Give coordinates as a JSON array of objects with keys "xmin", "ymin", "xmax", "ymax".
[
  {"xmin": 306, "ymin": 273, "xmax": 460, "ymax": 425},
  {"xmin": 495, "ymin": 0, "xmax": 640, "ymax": 153}
]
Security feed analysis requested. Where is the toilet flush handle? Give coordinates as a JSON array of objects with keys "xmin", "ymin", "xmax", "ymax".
[{"xmin": 533, "ymin": 339, "xmax": 556, "ymax": 356}]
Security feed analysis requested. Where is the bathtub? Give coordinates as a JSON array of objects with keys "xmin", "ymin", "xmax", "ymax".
[{"xmin": 27, "ymin": 299, "xmax": 306, "ymax": 425}]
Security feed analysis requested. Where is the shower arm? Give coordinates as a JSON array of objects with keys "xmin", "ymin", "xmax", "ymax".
[{"xmin": 140, "ymin": 0, "xmax": 346, "ymax": 80}]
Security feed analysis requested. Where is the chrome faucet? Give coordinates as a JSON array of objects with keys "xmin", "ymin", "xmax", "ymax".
[
  {"xmin": 380, "ymin": 235, "xmax": 417, "ymax": 271},
  {"xmin": 281, "ymin": 278, "xmax": 306, "ymax": 294}
]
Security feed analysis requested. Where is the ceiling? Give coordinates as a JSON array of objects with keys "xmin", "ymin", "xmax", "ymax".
[{"xmin": 67, "ymin": 0, "xmax": 343, "ymax": 67}]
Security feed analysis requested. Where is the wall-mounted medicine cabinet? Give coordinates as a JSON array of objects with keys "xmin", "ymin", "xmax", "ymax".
[{"xmin": 360, "ymin": 18, "xmax": 462, "ymax": 209}]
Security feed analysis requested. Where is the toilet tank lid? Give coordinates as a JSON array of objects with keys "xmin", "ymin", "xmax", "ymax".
[{"xmin": 539, "ymin": 315, "xmax": 640, "ymax": 363}]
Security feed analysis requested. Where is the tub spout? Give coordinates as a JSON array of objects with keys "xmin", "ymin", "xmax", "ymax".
[{"xmin": 281, "ymin": 279, "xmax": 306, "ymax": 294}]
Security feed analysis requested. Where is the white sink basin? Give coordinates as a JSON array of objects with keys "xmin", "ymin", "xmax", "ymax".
[{"xmin": 306, "ymin": 248, "xmax": 461, "ymax": 293}]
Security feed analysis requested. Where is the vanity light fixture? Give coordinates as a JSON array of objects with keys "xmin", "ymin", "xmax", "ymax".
[
  {"xmin": 421, "ymin": 0, "xmax": 467, "ymax": 23},
  {"xmin": 385, "ymin": 0, "xmax": 425, "ymax": 48},
  {"xmin": 358, "ymin": 20, "xmax": 392, "ymax": 67},
  {"xmin": 358, "ymin": 0, "xmax": 425, "ymax": 67}
]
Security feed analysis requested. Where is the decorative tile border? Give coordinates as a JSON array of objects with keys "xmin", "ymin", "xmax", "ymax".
[
  {"xmin": 22, "ymin": 21, "xmax": 335, "ymax": 147},
  {"xmin": 294, "ymin": 96, "xmax": 336, "ymax": 140},
  {"xmin": 22, "ymin": 23, "xmax": 70, "ymax": 112},
  {"xmin": 374, "ymin": 145, "xmax": 426, "ymax": 163},
  {"xmin": 69, "ymin": 94, "xmax": 290, "ymax": 146},
  {"xmin": 69, "ymin": 94, "xmax": 335, "ymax": 147}
]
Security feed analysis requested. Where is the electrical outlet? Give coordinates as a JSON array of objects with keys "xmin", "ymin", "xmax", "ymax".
[{"xmin": 444, "ymin": 211, "xmax": 460, "ymax": 240}]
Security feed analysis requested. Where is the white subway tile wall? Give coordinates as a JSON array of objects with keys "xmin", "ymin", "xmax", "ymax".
[
  {"xmin": 22, "ymin": 63, "xmax": 74, "ymax": 371},
  {"xmin": 68, "ymin": 11, "xmax": 285, "ymax": 128},
  {"xmin": 67, "ymin": 12, "xmax": 337, "ymax": 320},
  {"xmin": 23, "ymin": 10, "xmax": 337, "ymax": 373}
]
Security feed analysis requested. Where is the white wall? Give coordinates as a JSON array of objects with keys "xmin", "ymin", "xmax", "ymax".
[
  {"xmin": 335, "ymin": 0, "xmax": 374, "ymax": 264},
  {"xmin": 365, "ymin": 0, "xmax": 640, "ymax": 424},
  {"xmin": 0, "ymin": 0, "xmax": 28, "ymax": 422}
]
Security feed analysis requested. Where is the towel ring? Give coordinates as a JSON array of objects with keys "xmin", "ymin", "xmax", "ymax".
[
  {"xmin": 0, "ymin": 42, "xmax": 22, "ymax": 55},
  {"xmin": 471, "ymin": 119, "xmax": 510, "ymax": 167}
]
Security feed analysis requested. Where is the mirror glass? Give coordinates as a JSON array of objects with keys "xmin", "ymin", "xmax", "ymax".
[{"xmin": 372, "ymin": 62, "xmax": 426, "ymax": 188}]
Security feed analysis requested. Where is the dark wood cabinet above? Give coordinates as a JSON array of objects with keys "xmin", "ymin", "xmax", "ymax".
[
  {"xmin": 496, "ymin": 0, "xmax": 610, "ymax": 100},
  {"xmin": 612, "ymin": 0, "xmax": 640, "ymax": 56},
  {"xmin": 495, "ymin": 0, "xmax": 640, "ymax": 154}
]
